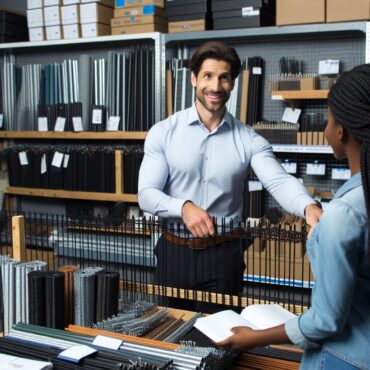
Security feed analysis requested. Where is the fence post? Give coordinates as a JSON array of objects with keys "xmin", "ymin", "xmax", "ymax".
[{"xmin": 12, "ymin": 215, "xmax": 26, "ymax": 262}]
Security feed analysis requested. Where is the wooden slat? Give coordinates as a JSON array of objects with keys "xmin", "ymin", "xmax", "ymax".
[
  {"xmin": 271, "ymin": 90, "xmax": 329, "ymax": 100},
  {"xmin": 0, "ymin": 131, "xmax": 147, "ymax": 140},
  {"xmin": 12, "ymin": 215, "xmax": 26, "ymax": 262},
  {"xmin": 115, "ymin": 150, "xmax": 123, "ymax": 194},
  {"xmin": 5, "ymin": 187, "xmax": 138, "ymax": 202}
]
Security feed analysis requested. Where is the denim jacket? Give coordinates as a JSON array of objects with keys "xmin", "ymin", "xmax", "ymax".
[{"xmin": 285, "ymin": 173, "xmax": 370, "ymax": 370}]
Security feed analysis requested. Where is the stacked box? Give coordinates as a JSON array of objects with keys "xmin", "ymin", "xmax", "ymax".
[
  {"xmin": 0, "ymin": 10, "xmax": 28, "ymax": 43},
  {"xmin": 212, "ymin": 0, "xmax": 275, "ymax": 30},
  {"xmin": 112, "ymin": 0, "xmax": 167, "ymax": 35},
  {"xmin": 166, "ymin": 0, "xmax": 212, "ymax": 33}
]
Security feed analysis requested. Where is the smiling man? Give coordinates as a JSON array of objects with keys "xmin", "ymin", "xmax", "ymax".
[{"xmin": 138, "ymin": 41, "xmax": 322, "ymax": 304}]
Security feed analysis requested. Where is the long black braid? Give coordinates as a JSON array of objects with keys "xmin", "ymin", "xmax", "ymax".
[{"xmin": 328, "ymin": 64, "xmax": 370, "ymax": 264}]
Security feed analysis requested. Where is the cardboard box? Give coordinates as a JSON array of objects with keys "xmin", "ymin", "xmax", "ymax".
[
  {"xmin": 44, "ymin": 5, "xmax": 61, "ymax": 26},
  {"xmin": 63, "ymin": 23, "xmax": 81, "ymax": 38},
  {"xmin": 27, "ymin": 8, "xmax": 44, "ymax": 27},
  {"xmin": 276, "ymin": 0, "xmax": 325, "ymax": 26},
  {"xmin": 61, "ymin": 4, "xmax": 80, "ymax": 24},
  {"xmin": 81, "ymin": 0, "xmax": 114, "ymax": 6},
  {"xmin": 46, "ymin": 24, "xmax": 63, "ymax": 39},
  {"xmin": 44, "ymin": 0, "xmax": 61, "ymax": 5},
  {"xmin": 168, "ymin": 19, "xmax": 206, "ymax": 32},
  {"xmin": 63, "ymin": 0, "xmax": 80, "ymax": 4},
  {"xmin": 111, "ymin": 22, "xmax": 167, "ymax": 34},
  {"xmin": 115, "ymin": 0, "xmax": 165, "ymax": 8},
  {"xmin": 29, "ymin": 26, "xmax": 45, "ymax": 41},
  {"xmin": 111, "ymin": 14, "xmax": 167, "ymax": 27},
  {"xmin": 27, "ymin": 0, "xmax": 43, "ymax": 9},
  {"xmin": 327, "ymin": 0, "xmax": 370, "ymax": 22},
  {"xmin": 212, "ymin": 0, "xmax": 275, "ymax": 11},
  {"xmin": 81, "ymin": 22, "xmax": 110, "ymax": 37},
  {"xmin": 166, "ymin": 3, "xmax": 208, "ymax": 17},
  {"xmin": 80, "ymin": 3, "xmax": 113, "ymax": 24},
  {"xmin": 113, "ymin": 5, "xmax": 166, "ymax": 17}
]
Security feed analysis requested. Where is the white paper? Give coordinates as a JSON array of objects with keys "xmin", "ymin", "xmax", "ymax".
[
  {"xmin": 332, "ymin": 168, "xmax": 351, "ymax": 180},
  {"xmin": 72, "ymin": 116, "xmax": 83, "ymax": 132},
  {"xmin": 57, "ymin": 345, "xmax": 97, "ymax": 363},
  {"xmin": 248, "ymin": 180, "xmax": 263, "ymax": 192},
  {"xmin": 19, "ymin": 151, "xmax": 29, "ymax": 166},
  {"xmin": 242, "ymin": 7, "xmax": 260, "ymax": 17},
  {"xmin": 0, "ymin": 353, "xmax": 52, "ymax": 370},
  {"xmin": 63, "ymin": 154, "xmax": 70, "ymax": 168},
  {"xmin": 319, "ymin": 59, "xmax": 340, "ymax": 75},
  {"xmin": 194, "ymin": 304, "xmax": 296, "ymax": 343},
  {"xmin": 282, "ymin": 107, "xmax": 301, "ymax": 124},
  {"xmin": 54, "ymin": 116, "xmax": 66, "ymax": 132},
  {"xmin": 0, "ymin": 113, "xmax": 3, "ymax": 128},
  {"xmin": 306, "ymin": 162, "xmax": 326, "ymax": 175},
  {"xmin": 107, "ymin": 116, "xmax": 120, "ymax": 131},
  {"xmin": 92, "ymin": 109, "xmax": 103, "ymax": 124},
  {"xmin": 41, "ymin": 154, "xmax": 47, "ymax": 174},
  {"xmin": 52, "ymin": 152, "xmax": 64, "ymax": 168},
  {"xmin": 252, "ymin": 67, "xmax": 262, "ymax": 75},
  {"xmin": 38, "ymin": 117, "xmax": 48, "ymax": 131},
  {"xmin": 92, "ymin": 335, "xmax": 122, "ymax": 350},
  {"xmin": 281, "ymin": 161, "xmax": 297, "ymax": 174}
]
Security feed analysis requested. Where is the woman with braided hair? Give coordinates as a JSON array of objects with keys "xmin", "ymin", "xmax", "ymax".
[{"xmin": 219, "ymin": 64, "xmax": 370, "ymax": 370}]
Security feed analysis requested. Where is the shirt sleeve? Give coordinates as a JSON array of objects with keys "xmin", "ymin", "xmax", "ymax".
[
  {"xmin": 137, "ymin": 123, "xmax": 188, "ymax": 218},
  {"xmin": 285, "ymin": 201, "xmax": 363, "ymax": 348},
  {"xmin": 250, "ymin": 133, "xmax": 313, "ymax": 217}
]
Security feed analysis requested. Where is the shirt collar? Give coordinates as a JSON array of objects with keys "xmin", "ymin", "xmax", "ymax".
[
  {"xmin": 334, "ymin": 172, "xmax": 362, "ymax": 198},
  {"xmin": 187, "ymin": 103, "xmax": 233, "ymax": 128}
]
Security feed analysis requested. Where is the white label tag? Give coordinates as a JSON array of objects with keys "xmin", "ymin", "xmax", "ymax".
[
  {"xmin": 54, "ymin": 117, "xmax": 66, "ymax": 132},
  {"xmin": 63, "ymin": 154, "xmax": 70, "ymax": 168},
  {"xmin": 281, "ymin": 161, "xmax": 297, "ymax": 174},
  {"xmin": 332, "ymin": 168, "xmax": 351, "ymax": 180},
  {"xmin": 319, "ymin": 59, "xmax": 340, "ymax": 75},
  {"xmin": 72, "ymin": 117, "xmax": 83, "ymax": 132},
  {"xmin": 52, "ymin": 152, "xmax": 64, "ymax": 168},
  {"xmin": 248, "ymin": 180, "xmax": 263, "ymax": 192},
  {"xmin": 242, "ymin": 7, "xmax": 260, "ymax": 17},
  {"xmin": 19, "ymin": 151, "xmax": 29, "ymax": 166},
  {"xmin": 271, "ymin": 95, "xmax": 283, "ymax": 100},
  {"xmin": 41, "ymin": 154, "xmax": 47, "ymax": 174},
  {"xmin": 252, "ymin": 67, "xmax": 262, "ymax": 75},
  {"xmin": 92, "ymin": 335, "xmax": 122, "ymax": 350},
  {"xmin": 38, "ymin": 117, "xmax": 48, "ymax": 131},
  {"xmin": 0, "ymin": 113, "xmax": 3, "ymax": 128},
  {"xmin": 57, "ymin": 345, "xmax": 97, "ymax": 363},
  {"xmin": 92, "ymin": 109, "xmax": 103, "ymax": 124},
  {"xmin": 282, "ymin": 107, "xmax": 301, "ymax": 124},
  {"xmin": 306, "ymin": 162, "xmax": 326, "ymax": 175},
  {"xmin": 107, "ymin": 116, "xmax": 120, "ymax": 131}
]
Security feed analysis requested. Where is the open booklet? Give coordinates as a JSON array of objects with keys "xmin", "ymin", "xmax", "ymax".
[{"xmin": 194, "ymin": 304, "xmax": 297, "ymax": 343}]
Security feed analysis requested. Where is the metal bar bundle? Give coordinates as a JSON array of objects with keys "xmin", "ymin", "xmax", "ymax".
[{"xmin": 58, "ymin": 265, "xmax": 78, "ymax": 326}]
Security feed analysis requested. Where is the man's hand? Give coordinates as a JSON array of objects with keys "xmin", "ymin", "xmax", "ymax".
[
  {"xmin": 217, "ymin": 327, "xmax": 257, "ymax": 351},
  {"xmin": 304, "ymin": 203, "xmax": 323, "ymax": 228},
  {"xmin": 182, "ymin": 201, "xmax": 215, "ymax": 237}
]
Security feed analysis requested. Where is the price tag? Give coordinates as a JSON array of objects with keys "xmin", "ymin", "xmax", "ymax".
[
  {"xmin": 38, "ymin": 117, "xmax": 48, "ymax": 131},
  {"xmin": 63, "ymin": 154, "xmax": 70, "ymax": 168},
  {"xmin": 72, "ymin": 117, "xmax": 83, "ymax": 132},
  {"xmin": 281, "ymin": 160, "xmax": 297, "ymax": 174},
  {"xmin": 92, "ymin": 335, "xmax": 122, "ymax": 350},
  {"xmin": 0, "ymin": 113, "xmax": 3, "ymax": 128},
  {"xmin": 52, "ymin": 152, "xmax": 64, "ymax": 168},
  {"xmin": 332, "ymin": 168, "xmax": 351, "ymax": 180},
  {"xmin": 252, "ymin": 67, "xmax": 262, "ymax": 75},
  {"xmin": 248, "ymin": 180, "xmax": 263, "ymax": 192},
  {"xmin": 282, "ymin": 107, "xmax": 301, "ymax": 124},
  {"xmin": 242, "ymin": 7, "xmax": 260, "ymax": 17},
  {"xmin": 19, "ymin": 151, "xmax": 29, "ymax": 166},
  {"xmin": 57, "ymin": 345, "xmax": 97, "ymax": 363},
  {"xmin": 306, "ymin": 162, "xmax": 326, "ymax": 175},
  {"xmin": 54, "ymin": 117, "xmax": 66, "ymax": 132},
  {"xmin": 41, "ymin": 154, "xmax": 47, "ymax": 174},
  {"xmin": 319, "ymin": 59, "xmax": 340, "ymax": 75},
  {"xmin": 92, "ymin": 109, "xmax": 103, "ymax": 124},
  {"xmin": 107, "ymin": 116, "xmax": 120, "ymax": 131}
]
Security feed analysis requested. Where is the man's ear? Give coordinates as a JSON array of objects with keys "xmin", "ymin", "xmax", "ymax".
[{"xmin": 191, "ymin": 72, "xmax": 197, "ymax": 88}]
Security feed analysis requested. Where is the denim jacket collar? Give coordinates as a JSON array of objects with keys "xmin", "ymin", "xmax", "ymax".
[{"xmin": 334, "ymin": 172, "xmax": 362, "ymax": 199}]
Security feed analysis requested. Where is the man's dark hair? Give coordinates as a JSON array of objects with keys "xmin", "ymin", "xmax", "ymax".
[{"xmin": 190, "ymin": 41, "xmax": 242, "ymax": 81}]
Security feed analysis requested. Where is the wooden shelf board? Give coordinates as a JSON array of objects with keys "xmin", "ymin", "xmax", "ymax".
[
  {"xmin": 5, "ymin": 187, "xmax": 138, "ymax": 202},
  {"xmin": 0, "ymin": 131, "xmax": 147, "ymax": 140},
  {"xmin": 271, "ymin": 90, "xmax": 329, "ymax": 100}
]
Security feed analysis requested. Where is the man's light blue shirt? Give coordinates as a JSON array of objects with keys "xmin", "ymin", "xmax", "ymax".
[
  {"xmin": 285, "ymin": 173, "xmax": 370, "ymax": 369},
  {"xmin": 138, "ymin": 104, "xmax": 313, "ymax": 220}
]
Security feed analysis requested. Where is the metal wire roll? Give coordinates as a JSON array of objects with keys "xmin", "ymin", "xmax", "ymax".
[{"xmin": 58, "ymin": 265, "xmax": 78, "ymax": 326}]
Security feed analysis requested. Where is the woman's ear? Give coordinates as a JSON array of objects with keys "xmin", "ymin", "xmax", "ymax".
[{"xmin": 338, "ymin": 124, "xmax": 348, "ymax": 143}]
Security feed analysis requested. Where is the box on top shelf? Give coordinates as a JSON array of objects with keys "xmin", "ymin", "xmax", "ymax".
[
  {"xmin": 46, "ymin": 24, "xmax": 63, "ymax": 40},
  {"xmin": 27, "ymin": 0, "xmax": 43, "ymax": 9},
  {"xmin": 212, "ymin": 0, "xmax": 275, "ymax": 12},
  {"xmin": 80, "ymin": 2, "xmax": 114, "ymax": 24},
  {"xmin": 63, "ymin": 0, "xmax": 80, "ymax": 5},
  {"xmin": 115, "ymin": 0, "xmax": 165, "ymax": 8},
  {"xmin": 111, "ymin": 22, "xmax": 167, "ymax": 34},
  {"xmin": 114, "ymin": 4, "xmax": 166, "ymax": 17},
  {"xmin": 81, "ymin": 22, "xmax": 110, "ymax": 37},
  {"xmin": 111, "ymin": 14, "xmax": 167, "ymax": 27},
  {"xmin": 61, "ymin": 4, "xmax": 80, "ymax": 25},
  {"xmin": 81, "ymin": 0, "xmax": 115, "ymax": 6},
  {"xmin": 29, "ymin": 26, "xmax": 45, "ymax": 41},
  {"xmin": 63, "ymin": 23, "xmax": 81, "ymax": 39},
  {"xmin": 327, "ymin": 0, "xmax": 370, "ymax": 22},
  {"xmin": 276, "ymin": 0, "xmax": 325, "ymax": 26},
  {"xmin": 44, "ymin": 6, "xmax": 61, "ymax": 26},
  {"xmin": 168, "ymin": 19, "xmax": 208, "ymax": 33},
  {"xmin": 27, "ymin": 8, "xmax": 44, "ymax": 27},
  {"xmin": 44, "ymin": 0, "xmax": 62, "ymax": 5}
]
